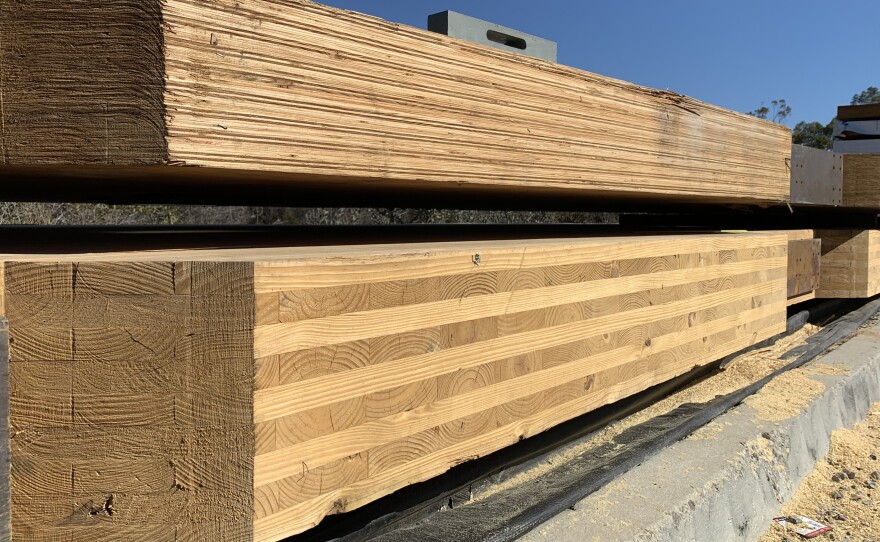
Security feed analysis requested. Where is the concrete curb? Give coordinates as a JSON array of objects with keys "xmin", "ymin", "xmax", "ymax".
[{"xmin": 521, "ymin": 325, "xmax": 880, "ymax": 542}]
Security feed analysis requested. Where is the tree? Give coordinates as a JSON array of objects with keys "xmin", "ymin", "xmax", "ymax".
[
  {"xmin": 750, "ymin": 86, "xmax": 878, "ymax": 150},
  {"xmin": 748, "ymin": 99, "xmax": 792, "ymax": 125},
  {"xmin": 792, "ymin": 121, "xmax": 834, "ymax": 150},
  {"xmin": 851, "ymin": 86, "xmax": 880, "ymax": 105}
]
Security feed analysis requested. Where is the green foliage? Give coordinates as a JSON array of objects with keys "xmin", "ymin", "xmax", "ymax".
[
  {"xmin": 750, "ymin": 86, "xmax": 879, "ymax": 150},
  {"xmin": 749, "ymin": 106, "xmax": 769, "ymax": 119},
  {"xmin": 748, "ymin": 99, "xmax": 792, "ymax": 125},
  {"xmin": 851, "ymin": 86, "xmax": 880, "ymax": 105},
  {"xmin": 792, "ymin": 121, "xmax": 834, "ymax": 150}
]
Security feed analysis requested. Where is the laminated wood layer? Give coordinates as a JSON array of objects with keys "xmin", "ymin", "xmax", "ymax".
[
  {"xmin": 842, "ymin": 155, "xmax": 880, "ymax": 208},
  {"xmin": 785, "ymin": 230, "xmax": 820, "ymax": 302},
  {"xmin": 0, "ymin": 0, "xmax": 791, "ymax": 205},
  {"xmin": 250, "ymin": 233, "xmax": 788, "ymax": 540},
  {"xmin": 0, "ymin": 232, "xmax": 789, "ymax": 541},
  {"xmin": 816, "ymin": 230, "xmax": 880, "ymax": 298}
]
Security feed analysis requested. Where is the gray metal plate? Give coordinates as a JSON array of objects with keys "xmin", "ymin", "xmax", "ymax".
[
  {"xmin": 833, "ymin": 139, "xmax": 880, "ymax": 154},
  {"xmin": 428, "ymin": 11, "xmax": 558, "ymax": 63},
  {"xmin": 790, "ymin": 144, "xmax": 843, "ymax": 206}
]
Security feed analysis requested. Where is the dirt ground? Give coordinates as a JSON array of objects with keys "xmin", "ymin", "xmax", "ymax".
[
  {"xmin": 469, "ymin": 316, "xmax": 879, "ymax": 541},
  {"xmin": 760, "ymin": 403, "xmax": 880, "ymax": 542}
]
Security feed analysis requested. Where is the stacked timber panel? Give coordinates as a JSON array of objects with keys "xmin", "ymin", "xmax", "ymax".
[
  {"xmin": 842, "ymin": 154, "xmax": 880, "ymax": 208},
  {"xmin": 785, "ymin": 230, "xmax": 821, "ymax": 305},
  {"xmin": 833, "ymin": 104, "xmax": 880, "ymax": 208},
  {"xmin": 816, "ymin": 230, "xmax": 880, "ymax": 298},
  {"xmin": 834, "ymin": 104, "xmax": 880, "ymax": 154},
  {"xmin": 250, "ymin": 233, "xmax": 788, "ymax": 540},
  {"xmin": 0, "ymin": 0, "xmax": 792, "ymax": 205},
  {"xmin": 0, "ymin": 233, "xmax": 790, "ymax": 541}
]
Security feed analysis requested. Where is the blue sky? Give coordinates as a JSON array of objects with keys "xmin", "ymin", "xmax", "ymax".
[{"xmin": 319, "ymin": 0, "xmax": 879, "ymax": 126}]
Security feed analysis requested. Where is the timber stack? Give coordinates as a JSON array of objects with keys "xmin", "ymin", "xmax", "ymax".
[
  {"xmin": 2, "ymin": 233, "xmax": 789, "ymax": 540},
  {"xmin": 812, "ymin": 104, "xmax": 880, "ymax": 299},
  {"xmin": 835, "ymin": 103, "xmax": 880, "ymax": 154},
  {"xmin": 834, "ymin": 109, "xmax": 880, "ymax": 210},
  {"xmin": 0, "ymin": 0, "xmax": 875, "ymax": 541},
  {"xmin": 0, "ymin": 0, "xmax": 791, "ymax": 206}
]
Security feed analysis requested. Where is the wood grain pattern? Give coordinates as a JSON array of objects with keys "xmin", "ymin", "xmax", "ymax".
[
  {"xmin": 0, "ymin": 233, "xmax": 790, "ymax": 541},
  {"xmin": 253, "ymin": 256, "xmax": 783, "ymax": 357},
  {"xmin": 2, "ymin": 261, "xmax": 255, "ymax": 541},
  {"xmin": 816, "ymin": 230, "xmax": 880, "ymax": 298},
  {"xmin": 786, "ymin": 230, "xmax": 820, "ymax": 302},
  {"xmin": 0, "ymin": 319, "xmax": 9, "ymax": 542},
  {"xmin": 842, "ymin": 155, "xmax": 880, "ymax": 208},
  {"xmin": 254, "ymin": 301, "xmax": 781, "ymax": 487},
  {"xmin": 251, "ymin": 235, "xmax": 783, "ymax": 292},
  {"xmin": 0, "ymin": 0, "xmax": 791, "ymax": 205},
  {"xmin": 254, "ymin": 278, "xmax": 782, "ymax": 422},
  {"xmin": 252, "ymin": 320, "xmax": 780, "ymax": 541},
  {"xmin": 251, "ymin": 232, "xmax": 788, "ymax": 540}
]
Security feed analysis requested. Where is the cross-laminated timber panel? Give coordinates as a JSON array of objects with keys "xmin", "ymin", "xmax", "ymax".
[
  {"xmin": 816, "ymin": 230, "xmax": 880, "ymax": 299},
  {"xmin": 0, "ymin": 232, "xmax": 789, "ymax": 541},
  {"xmin": 785, "ymin": 229, "xmax": 820, "ymax": 305},
  {"xmin": 0, "ymin": 1, "xmax": 791, "ymax": 207},
  {"xmin": 842, "ymin": 155, "xmax": 880, "ymax": 208}
]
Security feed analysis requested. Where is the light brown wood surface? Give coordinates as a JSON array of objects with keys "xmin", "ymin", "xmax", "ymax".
[
  {"xmin": 1, "ymin": 232, "xmax": 789, "ymax": 541},
  {"xmin": 3, "ymin": 261, "xmax": 256, "ymax": 541},
  {"xmin": 842, "ymin": 155, "xmax": 880, "ymax": 208},
  {"xmin": 0, "ymin": 0, "xmax": 791, "ymax": 206},
  {"xmin": 785, "ymin": 230, "xmax": 820, "ymax": 302},
  {"xmin": 249, "ymin": 232, "xmax": 787, "ymax": 540},
  {"xmin": 816, "ymin": 230, "xmax": 880, "ymax": 298}
]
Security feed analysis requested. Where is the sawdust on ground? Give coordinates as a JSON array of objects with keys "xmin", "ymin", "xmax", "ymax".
[
  {"xmin": 474, "ymin": 324, "xmax": 820, "ymax": 501},
  {"xmin": 744, "ymin": 362, "xmax": 849, "ymax": 422},
  {"xmin": 760, "ymin": 403, "xmax": 880, "ymax": 542}
]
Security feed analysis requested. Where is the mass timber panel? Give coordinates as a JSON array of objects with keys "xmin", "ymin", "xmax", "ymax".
[
  {"xmin": 250, "ymin": 233, "xmax": 788, "ymax": 540},
  {"xmin": 0, "ymin": 1, "xmax": 791, "ymax": 205},
  {"xmin": 0, "ymin": 233, "xmax": 788, "ymax": 541},
  {"xmin": 785, "ymin": 230, "xmax": 821, "ymax": 304},
  {"xmin": 2, "ymin": 261, "xmax": 256, "ymax": 541},
  {"xmin": 816, "ymin": 230, "xmax": 880, "ymax": 298},
  {"xmin": 838, "ymin": 104, "xmax": 880, "ymax": 122},
  {"xmin": 842, "ymin": 155, "xmax": 880, "ymax": 208}
]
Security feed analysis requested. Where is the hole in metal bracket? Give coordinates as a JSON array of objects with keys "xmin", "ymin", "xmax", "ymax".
[{"xmin": 486, "ymin": 30, "xmax": 527, "ymax": 50}]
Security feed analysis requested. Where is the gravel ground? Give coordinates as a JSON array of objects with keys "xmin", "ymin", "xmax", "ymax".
[{"xmin": 760, "ymin": 403, "xmax": 880, "ymax": 542}]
